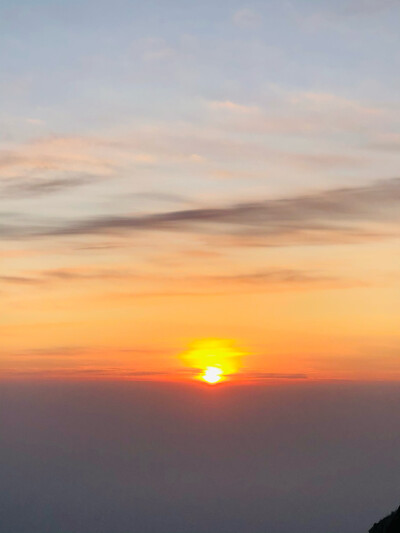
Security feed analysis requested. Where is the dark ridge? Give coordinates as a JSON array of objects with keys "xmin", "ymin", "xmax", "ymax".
[{"xmin": 370, "ymin": 505, "xmax": 400, "ymax": 532}]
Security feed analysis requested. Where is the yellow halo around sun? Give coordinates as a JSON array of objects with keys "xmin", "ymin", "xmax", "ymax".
[{"xmin": 181, "ymin": 338, "xmax": 245, "ymax": 385}]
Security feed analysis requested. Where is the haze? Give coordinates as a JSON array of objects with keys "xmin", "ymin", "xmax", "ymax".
[{"xmin": 2, "ymin": 381, "xmax": 400, "ymax": 533}]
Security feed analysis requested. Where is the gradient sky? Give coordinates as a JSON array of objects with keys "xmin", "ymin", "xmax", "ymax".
[{"xmin": 1, "ymin": 0, "xmax": 400, "ymax": 381}]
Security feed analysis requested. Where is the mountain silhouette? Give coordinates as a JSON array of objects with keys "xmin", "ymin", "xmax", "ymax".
[{"xmin": 370, "ymin": 505, "xmax": 400, "ymax": 532}]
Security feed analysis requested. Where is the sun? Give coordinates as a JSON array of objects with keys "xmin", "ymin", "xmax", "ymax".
[
  {"xmin": 180, "ymin": 338, "xmax": 246, "ymax": 385},
  {"xmin": 202, "ymin": 366, "xmax": 223, "ymax": 384}
]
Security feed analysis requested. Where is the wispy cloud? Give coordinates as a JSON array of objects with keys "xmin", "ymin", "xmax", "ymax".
[
  {"xmin": 208, "ymin": 100, "xmax": 259, "ymax": 113},
  {"xmin": 0, "ymin": 275, "xmax": 44, "ymax": 285},
  {"xmin": 239, "ymin": 372, "xmax": 308, "ymax": 380},
  {"xmin": 0, "ymin": 174, "xmax": 96, "ymax": 197},
  {"xmin": 9, "ymin": 346, "xmax": 86, "ymax": 358},
  {"xmin": 0, "ymin": 367, "xmax": 171, "ymax": 380},
  {"xmin": 209, "ymin": 91, "xmax": 386, "ymax": 136},
  {"xmin": 0, "ymin": 137, "xmax": 115, "ymax": 178},
  {"xmin": 0, "ymin": 267, "xmax": 137, "ymax": 286},
  {"xmin": 5, "ymin": 177, "xmax": 397, "ymax": 247},
  {"xmin": 295, "ymin": 0, "xmax": 400, "ymax": 28},
  {"xmin": 366, "ymin": 133, "xmax": 400, "ymax": 152},
  {"xmin": 340, "ymin": 0, "xmax": 400, "ymax": 15},
  {"xmin": 208, "ymin": 269, "xmax": 350, "ymax": 288},
  {"xmin": 232, "ymin": 8, "xmax": 260, "ymax": 28}
]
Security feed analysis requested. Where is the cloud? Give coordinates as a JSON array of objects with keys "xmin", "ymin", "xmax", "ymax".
[
  {"xmin": 129, "ymin": 192, "xmax": 192, "ymax": 205},
  {"xmin": 0, "ymin": 266, "xmax": 350, "ymax": 294},
  {"xmin": 1, "ymin": 96, "xmax": 381, "ymax": 200},
  {"xmin": 366, "ymin": 133, "xmax": 400, "ymax": 152},
  {"xmin": 297, "ymin": 0, "xmax": 400, "ymax": 26},
  {"xmin": 232, "ymin": 8, "xmax": 260, "ymax": 28},
  {"xmin": 5, "ymin": 177, "xmax": 396, "ymax": 247},
  {"xmin": 0, "ymin": 367, "xmax": 171, "ymax": 380},
  {"xmin": 2, "ymin": 345, "xmax": 166, "ymax": 359},
  {"xmin": 0, "ymin": 275, "xmax": 44, "ymax": 285},
  {"xmin": 0, "ymin": 174, "xmax": 96, "ymax": 197},
  {"xmin": 9, "ymin": 346, "xmax": 86, "ymax": 358},
  {"xmin": 288, "ymin": 91, "xmax": 382, "ymax": 118},
  {"xmin": 208, "ymin": 100, "xmax": 259, "ymax": 113},
  {"xmin": 219, "ymin": 270, "xmax": 324, "ymax": 283},
  {"xmin": 341, "ymin": 0, "xmax": 400, "ymax": 15},
  {"xmin": 181, "ymin": 268, "xmax": 360, "ymax": 293},
  {"xmin": 239, "ymin": 372, "xmax": 308, "ymax": 380},
  {"xmin": 42, "ymin": 267, "xmax": 133, "ymax": 281},
  {"xmin": 0, "ymin": 267, "xmax": 137, "ymax": 287},
  {"xmin": 0, "ymin": 137, "xmax": 114, "ymax": 179},
  {"xmin": 209, "ymin": 91, "xmax": 386, "ymax": 138}
]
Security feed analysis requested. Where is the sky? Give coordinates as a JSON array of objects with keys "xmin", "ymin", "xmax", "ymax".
[{"xmin": 1, "ymin": 0, "xmax": 400, "ymax": 381}]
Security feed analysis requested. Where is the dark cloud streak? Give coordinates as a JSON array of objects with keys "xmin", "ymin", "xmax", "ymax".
[
  {"xmin": 1, "ymin": 174, "xmax": 97, "ymax": 197},
  {"xmin": 2, "ymin": 178, "xmax": 400, "ymax": 246}
]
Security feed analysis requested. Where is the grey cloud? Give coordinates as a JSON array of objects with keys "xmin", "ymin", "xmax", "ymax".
[
  {"xmin": 2, "ymin": 345, "xmax": 166, "ymax": 359},
  {"xmin": 130, "ymin": 192, "xmax": 191, "ymax": 204},
  {"xmin": 0, "ymin": 268, "xmax": 136, "ymax": 287},
  {"xmin": 316, "ymin": 0, "xmax": 400, "ymax": 18},
  {"xmin": 210, "ymin": 269, "xmax": 335, "ymax": 285},
  {"xmin": 0, "ymin": 266, "xmax": 341, "ymax": 291},
  {"xmin": 3, "ymin": 178, "xmax": 400, "ymax": 246},
  {"xmin": 341, "ymin": 0, "xmax": 400, "ymax": 15},
  {"xmin": 43, "ymin": 268, "xmax": 133, "ymax": 281},
  {"xmin": 232, "ymin": 8, "xmax": 260, "ymax": 28},
  {"xmin": 44, "ymin": 177, "xmax": 400, "ymax": 241},
  {"xmin": 9, "ymin": 346, "xmax": 86, "ymax": 358},
  {"xmin": 0, "ymin": 174, "xmax": 97, "ymax": 197},
  {"xmin": 0, "ymin": 275, "xmax": 44, "ymax": 285},
  {"xmin": 1, "ymin": 368, "xmax": 170, "ymax": 380},
  {"xmin": 122, "ymin": 371, "xmax": 169, "ymax": 377},
  {"xmin": 239, "ymin": 372, "xmax": 308, "ymax": 380}
]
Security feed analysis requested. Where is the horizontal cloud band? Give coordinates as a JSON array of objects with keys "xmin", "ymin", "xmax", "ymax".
[{"xmin": 2, "ymin": 178, "xmax": 399, "ymax": 246}]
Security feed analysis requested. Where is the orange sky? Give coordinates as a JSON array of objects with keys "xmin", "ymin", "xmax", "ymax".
[{"xmin": 2, "ymin": 230, "xmax": 399, "ymax": 382}]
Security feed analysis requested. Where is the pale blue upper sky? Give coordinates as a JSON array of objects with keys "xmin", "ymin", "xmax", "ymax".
[{"xmin": 2, "ymin": 0, "xmax": 400, "ymax": 226}]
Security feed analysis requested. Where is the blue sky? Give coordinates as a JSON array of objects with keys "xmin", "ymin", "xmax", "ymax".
[
  {"xmin": 2, "ymin": 0, "xmax": 400, "ymax": 134},
  {"xmin": 2, "ymin": 0, "xmax": 400, "ymax": 213}
]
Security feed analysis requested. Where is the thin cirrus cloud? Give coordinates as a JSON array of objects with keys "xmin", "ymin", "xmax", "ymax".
[
  {"xmin": 4, "ymin": 177, "xmax": 398, "ymax": 246},
  {"xmin": 0, "ymin": 268, "xmax": 137, "ymax": 286},
  {"xmin": 0, "ymin": 275, "xmax": 45, "ymax": 285},
  {"xmin": 0, "ymin": 91, "xmax": 386, "ymax": 194},
  {"xmin": 0, "ymin": 267, "xmax": 352, "ymax": 294},
  {"xmin": 239, "ymin": 372, "xmax": 308, "ymax": 380},
  {"xmin": 209, "ymin": 269, "xmax": 340, "ymax": 286},
  {"xmin": 0, "ymin": 368, "xmax": 171, "ymax": 380},
  {"xmin": 298, "ymin": 0, "xmax": 400, "ymax": 24},
  {"xmin": 208, "ymin": 93, "xmax": 386, "ymax": 136},
  {"xmin": 0, "ymin": 139, "xmax": 115, "ymax": 178},
  {"xmin": 6, "ymin": 346, "xmax": 87, "ymax": 358},
  {"xmin": 208, "ymin": 100, "xmax": 260, "ymax": 114},
  {"xmin": 339, "ymin": 0, "xmax": 400, "ymax": 15},
  {"xmin": 232, "ymin": 8, "xmax": 260, "ymax": 28},
  {"xmin": 0, "ymin": 175, "xmax": 96, "ymax": 197}
]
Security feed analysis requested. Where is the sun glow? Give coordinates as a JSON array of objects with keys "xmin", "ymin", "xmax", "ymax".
[
  {"xmin": 202, "ymin": 366, "xmax": 223, "ymax": 384},
  {"xmin": 181, "ymin": 338, "xmax": 246, "ymax": 384}
]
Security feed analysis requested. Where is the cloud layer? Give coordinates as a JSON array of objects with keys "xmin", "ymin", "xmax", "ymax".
[{"xmin": 4, "ymin": 177, "xmax": 398, "ymax": 247}]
